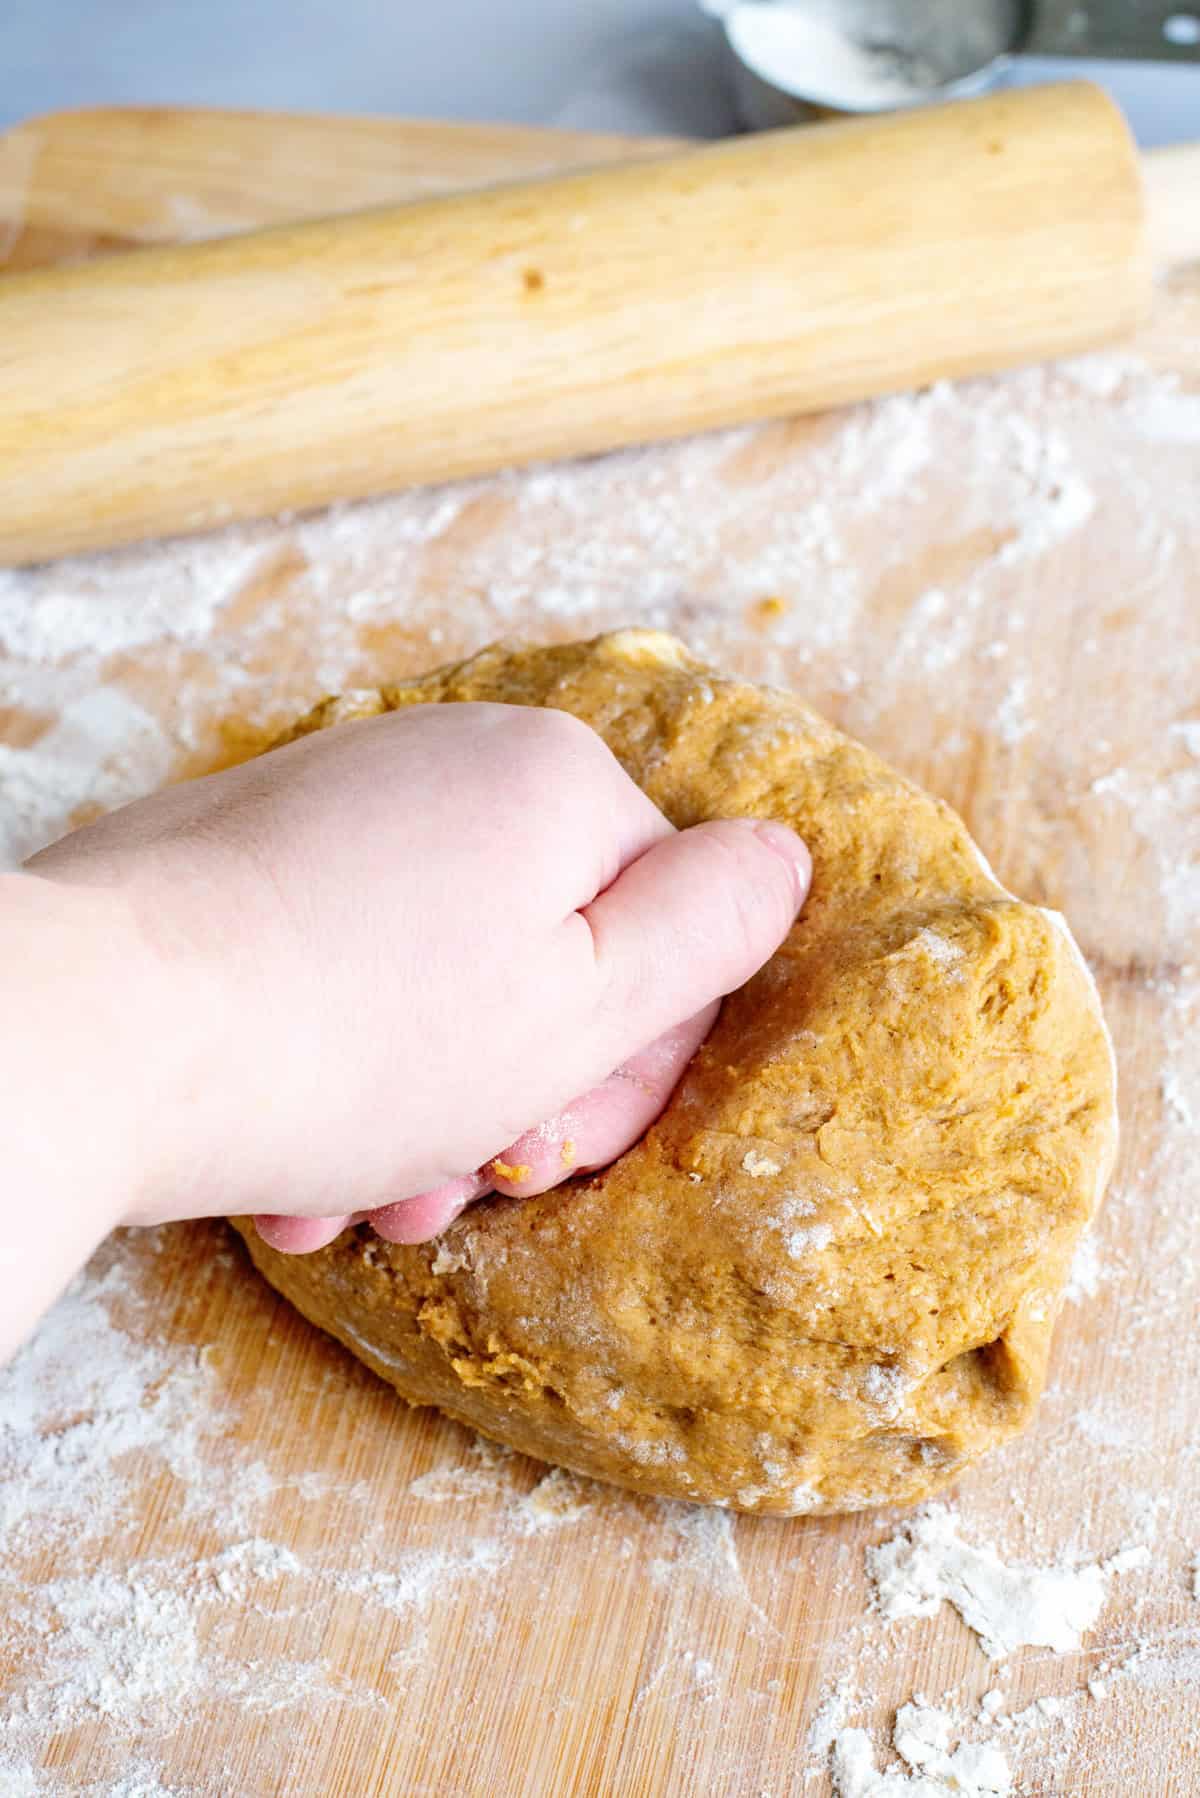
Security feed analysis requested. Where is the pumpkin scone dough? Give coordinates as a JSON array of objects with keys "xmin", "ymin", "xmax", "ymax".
[{"xmin": 230, "ymin": 630, "xmax": 1116, "ymax": 1514}]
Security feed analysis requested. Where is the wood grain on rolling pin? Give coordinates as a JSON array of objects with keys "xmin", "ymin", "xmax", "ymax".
[{"xmin": 0, "ymin": 83, "xmax": 1147, "ymax": 565}]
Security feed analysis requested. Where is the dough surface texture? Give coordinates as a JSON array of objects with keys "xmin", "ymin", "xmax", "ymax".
[{"xmin": 231, "ymin": 631, "xmax": 1116, "ymax": 1513}]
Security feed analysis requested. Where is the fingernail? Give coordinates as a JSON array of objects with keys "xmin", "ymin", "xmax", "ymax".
[{"xmin": 750, "ymin": 821, "xmax": 812, "ymax": 898}]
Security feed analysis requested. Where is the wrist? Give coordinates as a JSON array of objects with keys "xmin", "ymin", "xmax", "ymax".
[
  {"xmin": 0, "ymin": 871, "xmax": 168, "ymax": 1358},
  {"xmin": 0, "ymin": 871, "xmax": 161, "ymax": 1217},
  {"xmin": 11, "ymin": 845, "xmax": 242, "ymax": 1231}
]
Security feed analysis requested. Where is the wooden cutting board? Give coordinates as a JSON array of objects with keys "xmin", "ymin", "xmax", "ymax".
[{"xmin": 1, "ymin": 107, "xmax": 1198, "ymax": 1798}]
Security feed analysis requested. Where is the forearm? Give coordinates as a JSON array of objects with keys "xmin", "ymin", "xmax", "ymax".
[{"xmin": 0, "ymin": 874, "xmax": 148, "ymax": 1361}]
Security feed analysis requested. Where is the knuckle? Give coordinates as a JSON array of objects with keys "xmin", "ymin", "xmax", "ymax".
[
  {"xmin": 506, "ymin": 706, "xmax": 598, "ymax": 785},
  {"xmin": 505, "ymin": 708, "xmax": 627, "ymax": 848}
]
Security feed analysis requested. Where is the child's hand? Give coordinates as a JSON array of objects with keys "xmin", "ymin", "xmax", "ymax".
[{"xmin": 24, "ymin": 703, "xmax": 809, "ymax": 1266}]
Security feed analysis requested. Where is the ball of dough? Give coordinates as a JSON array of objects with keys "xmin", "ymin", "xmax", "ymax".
[{"xmin": 231, "ymin": 631, "xmax": 1116, "ymax": 1514}]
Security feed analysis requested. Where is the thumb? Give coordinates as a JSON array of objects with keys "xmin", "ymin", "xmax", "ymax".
[{"xmin": 580, "ymin": 817, "xmax": 811, "ymax": 1060}]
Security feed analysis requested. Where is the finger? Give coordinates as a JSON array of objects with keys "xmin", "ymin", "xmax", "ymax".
[
  {"xmin": 369, "ymin": 1009, "xmax": 715, "ymax": 1241},
  {"xmin": 573, "ymin": 818, "xmax": 811, "ymax": 1063},
  {"xmin": 368, "ymin": 1174, "xmax": 490, "ymax": 1245},
  {"xmin": 486, "ymin": 1004, "xmax": 718, "ymax": 1197},
  {"xmin": 368, "ymin": 1005, "xmax": 716, "ymax": 1239},
  {"xmin": 253, "ymin": 1211, "xmax": 356, "ymax": 1253}
]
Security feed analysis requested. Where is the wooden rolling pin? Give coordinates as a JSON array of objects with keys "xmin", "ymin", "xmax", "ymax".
[{"xmin": 0, "ymin": 82, "xmax": 1194, "ymax": 566}]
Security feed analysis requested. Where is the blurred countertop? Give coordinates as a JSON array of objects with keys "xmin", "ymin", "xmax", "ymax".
[{"xmin": 2, "ymin": 0, "xmax": 1198, "ymax": 145}]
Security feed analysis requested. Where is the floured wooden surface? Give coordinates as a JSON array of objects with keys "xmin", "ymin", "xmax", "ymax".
[{"xmin": 1, "ymin": 112, "xmax": 1199, "ymax": 1796}]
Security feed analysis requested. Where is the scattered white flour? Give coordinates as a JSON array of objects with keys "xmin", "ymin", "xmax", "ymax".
[
  {"xmin": 859, "ymin": 1363, "xmax": 909, "ymax": 1423},
  {"xmin": 1087, "ymin": 759, "xmax": 1200, "ymax": 945},
  {"xmin": 993, "ymin": 428, "xmax": 1096, "ymax": 569},
  {"xmin": 0, "ymin": 1241, "xmax": 601, "ymax": 1792},
  {"xmin": 629, "ymin": 1643, "xmax": 725, "ymax": 1719},
  {"xmin": 0, "ymin": 689, "xmax": 173, "ymax": 867},
  {"xmin": 84, "ymin": 1767, "xmax": 190, "ymax": 1798},
  {"xmin": 407, "ymin": 1456, "xmax": 590, "ymax": 1532},
  {"xmin": 1062, "ymin": 1229, "xmax": 1106, "ymax": 1304},
  {"xmin": 787, "ymin": 1223, "xmax": 835, "ymax": 1257},
  {"xmin": 0, "ymin": 1263, "xmax": 234, "ymax": 1556},
  {"xmin": 868, "ymin": 1506, "xmax": 1147, "ymax": 1660},
  {"xmin": 832, "ymin": 1699, "xmax": 1012, "ymax": 1797},
  {"xmin": 1170, "ymin": 719, "xmax": 1200, "ymax": 760},
  {"xmin": 1130, "ymin": 383, "xmax": 1200, "ymax": 445},
  {"xmin": 340, "ymin": 1538, "xmax": 509, "ymax": 1619},
  {"xmin": 742, "ymin": 1149, "xmax": 783, "ymax": 1177},
  {"xmin": 19, "ymin": 1574, "xmax": 201, "ymax": 1732},
  {"xmin": 992, "ymin": 677, "xmax": 1031, "ymax": 748},
  {"xmin": 650, "ymin": 1504, "xmax": 749, "ymax": 1601},
  {"xmin": 201, "ymin": 1539, "xmax": 304, "ymax": 1602},
  {"xmin": 911, "ymin": 928, "xmax": 964, "ymax": 973},
  {"xmin": 1163, "ymin": 1064, "xmax": 1197, "ymax": 1132},
  {"xmin": 1057, "ymin": 350, "xmax": 1149, "ymax": 398},
  {"xmin": 407, "ymin": 1436, "xmax": 516, "ymax": 1503},
  {"xmin": 0, "ymin": 535, "xmax": 262, "ymax": 662},
  {"xmin": 808, "ymin": 1680, "xmax": 853, "ymax": 1758},
  {"xmin": 1070, "ymin": 1403, "xmax": 1143, "ymax": 1453},
  {"xmin": 886, "ymin": 924, "xmax": 967, "ymax": 986},
  {"xmin": 514, "ymin": 1466, "xmax": 593, "ymax": 1533}
]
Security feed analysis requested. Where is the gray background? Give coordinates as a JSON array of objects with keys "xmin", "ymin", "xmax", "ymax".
[{"xmin": 2, "ymin": 0, "xmax": 1198, "ymax": 143}]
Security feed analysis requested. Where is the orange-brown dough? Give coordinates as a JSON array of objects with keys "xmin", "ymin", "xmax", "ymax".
[{"xmin": 231, "ymin": 631, "xmax": 1116, "ymax": 1513}]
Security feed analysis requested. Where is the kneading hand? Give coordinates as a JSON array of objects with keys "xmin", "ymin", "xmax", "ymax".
[{"xmin": 4, "ymin": 701, "xmax": 809, "ymax": 1360}]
